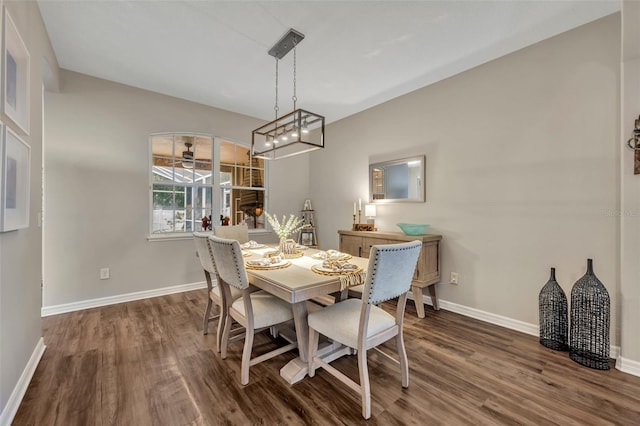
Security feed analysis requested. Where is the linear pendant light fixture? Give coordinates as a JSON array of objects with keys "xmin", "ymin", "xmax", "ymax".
[{"xmin": 252, "ymin": 28, "xmax": 325, "ymax": 160}]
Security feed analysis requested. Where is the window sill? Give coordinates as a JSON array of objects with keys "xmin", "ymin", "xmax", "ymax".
[
  {"xmin": 147, "ymin": 230, "xmax": 272, "ymax": 242},
  {"xmin": 147, "ymin": 233, "xmax": 196, "ymax": 242}
]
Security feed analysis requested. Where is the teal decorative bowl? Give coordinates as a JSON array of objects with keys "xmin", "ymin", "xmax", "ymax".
[{"xmin": 397, "ymin": 223, "xmax": 430, "ymax": 236}]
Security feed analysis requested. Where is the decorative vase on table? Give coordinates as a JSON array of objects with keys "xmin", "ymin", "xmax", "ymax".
[
  {"xmin": 279, "ymin": 238, "xmax": 297, "ymax": 256},
  {"xmin": 266, "ymin": 211, "xmax": 308, "ymax": 258},
  {"xmin": 538, "ymin": 267, "xmax": 568, "ymax": 351},
  {"xmin": 569, "ymin": 259, "xmax": 610, "ymax": 370}
]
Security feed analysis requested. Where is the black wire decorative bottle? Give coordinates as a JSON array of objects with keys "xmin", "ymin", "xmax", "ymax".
[
  {"xmin": 538, "ymin": 267, "xmax": 568, "ymax": 351},
  {"xmin": 569, "ymin": 259, "xmax": 610, "ymax": 370}
]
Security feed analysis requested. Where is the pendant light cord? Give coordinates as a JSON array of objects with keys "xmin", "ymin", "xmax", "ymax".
[
  {"xmin": 292, "ymin": 38, "xmax": 298, "ymax": 111},
  {"xmin": 274, "ymin": 58, "xmax": 279, "ymax": 121}
]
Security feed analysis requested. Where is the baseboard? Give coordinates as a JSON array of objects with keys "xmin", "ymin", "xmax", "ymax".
[
  {"xmin": 616, "ymin": 356, "xmax": 640, "ymax": 377},
  {"xmin": 610, "ymin": 345, "xmax": 621, "ymax": 361},
  {"xmin": 412, "ymin": 294, "xmax": 622, "ymax": 364},
  {"xmin": 41, "ymin": 281, "xmax": 207, "ymax": 317},
  {"xmin": 439, "ymin": 299, "xmax": 541, "ymax": 336},
  {"xmin": 0, "ymin": 338, "xmax": 46, "ymax": 426}
]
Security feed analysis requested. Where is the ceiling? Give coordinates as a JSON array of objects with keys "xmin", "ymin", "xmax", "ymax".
[{"xmin": 37, "ymin": 1, "xmax": 620, "ymax": 124}]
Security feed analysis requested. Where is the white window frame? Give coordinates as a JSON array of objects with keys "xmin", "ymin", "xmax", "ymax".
[
  {"xmin": 148, "ymin": 133, "xmax": 268, "ymax": 241},
  {"xmin": 213, "ymin": 136, "xmax": 268, "ymax": 233}
]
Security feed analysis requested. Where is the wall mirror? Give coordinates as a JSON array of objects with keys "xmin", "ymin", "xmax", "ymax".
[{"xmin": 369, "ymin": 155, "xmax": 425, "ymax": 203}]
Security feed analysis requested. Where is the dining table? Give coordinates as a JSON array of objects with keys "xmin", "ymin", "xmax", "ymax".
[{"xmin": 242, "ymin": 245, "xmax": 369, "ymax": 384}]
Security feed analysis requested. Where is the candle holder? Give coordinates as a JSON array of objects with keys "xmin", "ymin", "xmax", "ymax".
[
  {"xmin": 352, "ymin": 208, "xmax": 374, "ymax": 231},
  {"xmin": 354, "ymin": 223, "xmax": 375, "ymax": 231}
]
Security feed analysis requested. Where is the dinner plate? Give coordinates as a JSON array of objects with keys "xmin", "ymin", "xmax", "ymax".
[
  {"xmin": 245, "ymin": 260, "xmax": 291, "ymax": 270},
  {"xmin": 311, "ymin": 263, "xmax": 363, "ymax": 276},
  {"xmin": 242, "ymin": 250, "xmax": 252, "ymax": 257},
  {"xmin": 312, "ymin": 251, "xmax": 351, "ymax": 261},
  {"xmin": 241, "ymin": 243, "xmax": 266, "ymax": 249}
]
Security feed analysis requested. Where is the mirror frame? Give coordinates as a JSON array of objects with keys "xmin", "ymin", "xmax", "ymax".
[{"xmin": 369, "ymin": 155, "xmax": 425, "ymax": 203}]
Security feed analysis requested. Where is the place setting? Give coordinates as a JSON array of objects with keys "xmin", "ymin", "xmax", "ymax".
[
  {"xmin": 311, "ymin": 258, "xmax": 363, "ymax": 276},
  {"xmin": 245, "ymin": 254, "xmax": 291, "ymax": 270},
  {"xmin": 311, "ymin": 249, "xmax": 351, "ymax": 261},
  {"xmin": 240, "ymin": 240, "xmax": 267, "ymax": 249}
]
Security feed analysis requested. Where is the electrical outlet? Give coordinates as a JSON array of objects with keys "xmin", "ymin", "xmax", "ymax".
[
  {"xmin": 450, "ymin": 272, "xmax": 459, "ymax": 285},
  {"xmin": 100, "ymin": 267, "xmax": 110, "ymax": 280}
]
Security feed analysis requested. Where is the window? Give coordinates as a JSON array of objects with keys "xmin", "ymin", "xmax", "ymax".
[
  {"xmin": 219, "ymin": 139, "xmax": 266, "ymax": 231},
  {"xmin": 150, "ymin": 133, "xmax": 213, "ymax": 234},
  {"xmin": 149, "ymin": 133, "xmax": 266, "ymax": 236}
]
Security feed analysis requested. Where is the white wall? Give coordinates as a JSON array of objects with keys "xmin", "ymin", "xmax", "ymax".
[
  {"xmin": 0, "ymin": 0, "xmax": 59, "ymax": 418},
  {"xmin": 619, "ymin": 1, "xmax": 640, "ymax": 372},
  {"xmin": 43, "ymin": 70, "xmax": 309, "ymax": 308},
  {"xmin": 312, "ymin": 15, "xmax": 622, "ymax": 343}
]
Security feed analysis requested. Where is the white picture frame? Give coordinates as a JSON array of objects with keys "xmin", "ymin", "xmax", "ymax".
[
  {"xmin": 2, "ymin": 8, "xmax": 29, "ymax": 135},
  {"xmin": 1, "ymin": 124, "xmax": 30, "ymax": 231}
]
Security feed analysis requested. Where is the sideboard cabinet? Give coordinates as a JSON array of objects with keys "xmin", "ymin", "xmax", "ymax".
[{"xmin": 338, "ymin": 230, "xmax": 442, "ymax": 318}]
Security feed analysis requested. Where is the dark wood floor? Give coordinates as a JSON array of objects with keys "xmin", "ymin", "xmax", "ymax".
[{"xmin": 13, "ymin": 289, "xmax": 640, "ymax": 425}]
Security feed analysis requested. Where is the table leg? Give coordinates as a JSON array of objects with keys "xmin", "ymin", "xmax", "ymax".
[
  {"xmin": 280, "ymin": 300, "xmax": 354, "ymax": 385},
  {"xmin": 427, "ymin": 284, "xmax": 439, "ymax": 310},
  {"xmin": 280, "ymin": 340, "xmax": 353, "ymax": 385},
  {"xmin": 412, "ymin": 285, "xmax": 425, "ymax": 318},
  {"xmin": 291, "ymin": 302, "xmax": 309, "ymax": 362}
]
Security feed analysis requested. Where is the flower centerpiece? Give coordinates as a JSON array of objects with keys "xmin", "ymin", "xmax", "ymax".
[{"xmin": 265, "ymin": 211, "xmax": 309, "ymax": 256}]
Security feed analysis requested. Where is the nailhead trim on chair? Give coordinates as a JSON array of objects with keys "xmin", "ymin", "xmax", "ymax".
[
  {"xmin": 367, "ymin": 243, "xmax": 421, "ymax": 304},
  {"xmin": 205, "ymin": 239, "xmax": 218, "ymax": 274},
  {"xmin": 231, "ymin": 242, "xmax": 245, "ymax": 287},
  {"xmin": 215, "ymin": 237, "xmax": 247, "ymax": 290}
]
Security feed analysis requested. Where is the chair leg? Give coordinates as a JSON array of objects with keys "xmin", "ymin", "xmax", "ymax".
[
  {"xmin": 221, "ymin": 313, "xmax": 232, "ymax": 359},
  {"xmin": 241, "ymin": 326, "xmax": 254, "ymax": 385},
  {"xmin": 203, "ymin": 297, "xmax": 213, "ymax": 335},
  {"xmin": 357, "ymin": 348, "xmax": 371, "ymax": 419},
  {"xmin": 308, "ymin": 327, "xmax": 319, "ymax": 377},
  {"xmin": 397, "ymin": 331, "xmax": 409, "ymax": 388},
  {"xmin": 216, "ymin": 304, "xmax": 225, "ymax": 353},
  {"xmin": 270, "ymin": 325, "xmax": 279, "ymax": 338}
]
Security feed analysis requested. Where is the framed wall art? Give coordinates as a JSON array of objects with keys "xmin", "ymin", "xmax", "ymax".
[
  {"xmin": 300, "ymin": 230, "xmax": 314, "ymax": 246},
  {"xmin": 1, "ymin": 124, "xmax": 30, "ymax": 231},
  {"xmin": 2, "ymin": 8, "xmax": 30, "ymax": 135}
]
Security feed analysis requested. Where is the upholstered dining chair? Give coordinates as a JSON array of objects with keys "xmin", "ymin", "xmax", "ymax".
[
  {"xmin": 213, "ymin": 223, "xmax": 249, "ymax": 243},
  {"xmin": 307, "ymin": 240, "xmax": 422, "ymax": 419},
  {"xmin": 208, "ymin": 235, "xmax": 298, "ymax": 385},
  {"xmin": 192, "ymin": 232, "xmax": 243, "ymax": 352}
]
